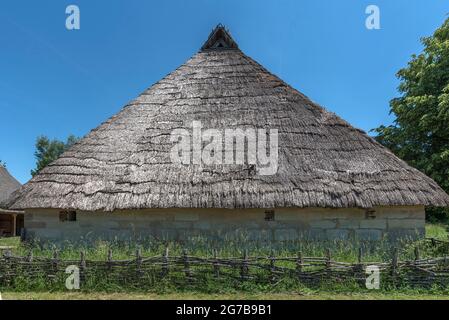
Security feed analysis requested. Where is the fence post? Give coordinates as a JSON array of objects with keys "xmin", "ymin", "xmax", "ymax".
[
  {"xmin": 325, "ymin": 248, "xmax": 332, "ymax": 271},
  {"xmin": 391, "ymin": 248, "xmax": 398, "ymax": 285},
  {"xmin": 23, "ymin": 251, "xmax": 33, "ymax": 288},
  {"xmin": 162, "ymin": 247, "xmax": 169, "ymax": 277},
  {"xmin": 183, "ymin": 249, "xmax": 192, "ymax": 282},
  {"xmin": 414, "ymin": 246, "xmax": 420, "ymax": 262},
  {"xmin": 52, "ymin": 249, "xmax": 59, "ymax": 277},
  {"xmin": 107, "ymin": 248, "xmax": 113, "ymax": 271},
  {"xmin": 270, "ymin": 250, "xmax": 276, "ymax": 283},
  {"xmin": 213, "ymin": 249, "xmax": 220, "ymax": 279},
  {"xmin": 136, "ymin": 247, "xmax": 143, "ymax": 278},
  {"xmin": 296, "ymin": 251, "xmax": 303, "ymax": 274},
  {"xmin": 80, "ymin": 251, "xmax": 86, "ymax": 284},
  {"xmin": 3, "ymin": 249, "xmax": 12, "ymax": 258},
  {"xmin": 240, "ymin": 249, "xmax": 249, "ymax": 281},
  {"xmin": 354, "ymin": 247, "xmax": 364, "ymax": 285},
  {"xmin": 27, "ymin": 250, "xmax": 33, "ymax": 263},
  {"xmin": 356, "ymin": 247, "xmax": 364, "ymax": 274},
  {"xmin": 3, "ymin": 249, "xmax": 12, "ymax": 287}
]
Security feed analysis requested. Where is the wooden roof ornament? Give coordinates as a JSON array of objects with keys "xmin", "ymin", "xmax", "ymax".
[{"xmin": 201, "ymin": 24, "xmax": 239, "ymax": 51}]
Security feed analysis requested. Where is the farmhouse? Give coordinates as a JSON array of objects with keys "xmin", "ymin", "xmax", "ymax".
[
  {"xmin": 6, "ymin": 25, "xmax": 449, "ymax": 242},
  {"xmin": 0, "ymin": 166, "xmax": 24, "ymax": 237}
]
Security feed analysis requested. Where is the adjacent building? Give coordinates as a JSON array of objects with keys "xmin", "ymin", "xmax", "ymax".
[{"xmin": 0, "ymin": 166, "xmax": 24, "ymax": 237}]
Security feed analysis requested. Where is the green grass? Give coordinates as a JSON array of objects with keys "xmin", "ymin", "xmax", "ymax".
[
  {"xmin": 0, "ymin": 237, "xmax": 20, "ymax": 247},
  {"xmin": 2, "ymin": 291, "xmax": 449, "ymax": 300},
  {"xmin": 1, "ymin": 223, "xmax": 449, "ymax": 297},
  {"xmin": 2, "ymin": 228, "xmax": 446, "ymax": 264},
  {"xmin": 1, "ymin": 223, "xmax": 446, "ymax": 263},
  {"xmin": 426, "ymin": 223, "xmax": 449, "ymax": 240}
]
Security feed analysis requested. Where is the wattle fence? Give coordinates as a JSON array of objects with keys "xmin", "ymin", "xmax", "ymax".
[{"xmin": 1, "ymin": 239, "xmax": 449, "ymax": 290}]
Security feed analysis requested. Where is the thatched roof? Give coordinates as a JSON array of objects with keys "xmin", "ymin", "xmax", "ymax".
[
  {"xmin": 0, "ymin": 166, "xmax": 21, "ymax": 207},
  {"xmin": 8, "ymin": 25, "xmax": 449, "ymax": 212}
]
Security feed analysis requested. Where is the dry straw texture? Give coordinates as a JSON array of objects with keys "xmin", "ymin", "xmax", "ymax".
[
  {"xmin": 0, "ymin": 166, "xmax": 21, "ymax": 206},
  {"xmin": 8, "ymin": 26, "xmax": 449, "ymax": 212}
]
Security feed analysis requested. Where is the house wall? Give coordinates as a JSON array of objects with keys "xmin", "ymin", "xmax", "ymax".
[{"xmin": 23, "ymin": 206, "xmax": 425, "ymax": 243}]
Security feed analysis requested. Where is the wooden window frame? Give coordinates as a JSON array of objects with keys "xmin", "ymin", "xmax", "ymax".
[{"xmin": 264, "ymin": 210, "xmax": 275, "ymax": 222}]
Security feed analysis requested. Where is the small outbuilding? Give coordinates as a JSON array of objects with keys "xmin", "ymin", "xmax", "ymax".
[
  {"xmin": 0, "ymin": 166, "xmax": 24, "ymax": 237},
  {"xmin": 7, "ymin": 25, "xmax": 449, "ymax": 242}
]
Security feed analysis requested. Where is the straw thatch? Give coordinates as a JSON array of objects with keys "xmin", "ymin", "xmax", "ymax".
[
  {"xmin": 8, "ymin": 25, "xmax": 449, "ymax": 212},
  {"xmin": 0, "ymin": 166, "xmax": 21, "ymax": 207}
]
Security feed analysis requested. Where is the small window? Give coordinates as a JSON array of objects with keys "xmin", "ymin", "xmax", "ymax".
[
  {"xmin": 264, "ymin": 210, "xmax": 275, "ymax": 221},
  {"xmin": 67, "ymin": 211, "xmax": 77, "ymax": 221},
  {"xmin": 59, "ymin": 211, "xmax": 67, "ymax": 222},
  {"xmin": 365, "ymin": 209, "xmax": 376, "ymax": 219},
  {"xmin": 59, "ymin": 211, "xmax": 77, "ymax": 222}
]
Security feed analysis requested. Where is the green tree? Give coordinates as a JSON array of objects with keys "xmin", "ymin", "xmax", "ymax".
[
  {"xmin": 0, "ymin": 160, "xmax": 6, "ymax": 168},
  {"xmin": 373, "ymin": 17, "xmax": 449, "ymax": 222},
  {"xmin": 31, "ymin": 135, "xmax": 79, "ymax": 177}
]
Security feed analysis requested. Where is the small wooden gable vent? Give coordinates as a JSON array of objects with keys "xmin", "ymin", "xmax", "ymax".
[{"xmin": 201, "ymin": 24, "xmax": 239, "ymax": 51}]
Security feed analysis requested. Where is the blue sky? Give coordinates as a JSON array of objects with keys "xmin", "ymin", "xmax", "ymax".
[{"xmin": 0, "ymin": 0, "xmax": 448, "ymax": 184}]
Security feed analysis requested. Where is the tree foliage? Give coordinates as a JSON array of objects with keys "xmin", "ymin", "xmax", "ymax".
[
  {"xmin": 373, "ymin": 18, "xmax": 449, "ymax": 221},
  {"xmin": 31, "ymin": 135, "xmax": 79, "ymax": 177},
  {"xmin": 0, "ymin": 160, "xmax": 6, "ymax": 168}
]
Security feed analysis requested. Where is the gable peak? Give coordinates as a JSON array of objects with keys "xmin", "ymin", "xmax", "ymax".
[{"xmin": 201, "ymin": 24, "xmax": 239, "ymax": 51}]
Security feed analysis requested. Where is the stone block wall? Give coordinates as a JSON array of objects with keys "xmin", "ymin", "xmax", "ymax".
[{"xmin": 24, "ymin": 206, "xmax": 425, "ymax": 243}]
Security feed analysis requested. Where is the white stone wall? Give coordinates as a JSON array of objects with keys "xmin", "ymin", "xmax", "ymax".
[{"xmin": 24, "ymin": 206, "xmax": 425, "ymax": 242}]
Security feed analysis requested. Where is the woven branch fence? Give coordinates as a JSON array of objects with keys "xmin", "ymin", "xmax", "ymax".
[{"xmin": 1, "ymin": 240, "xmax": 449, "ymax": 290}]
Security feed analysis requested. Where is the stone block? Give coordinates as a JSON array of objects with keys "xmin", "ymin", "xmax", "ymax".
[
  {"xmin": 326, "ymin": 229, "xmax": 350, "ymax": 240},
  {"xmin": 25, "ymin": 221, "xmax": 47, "ymax": 229},
  {"xmin": 117, "ymin": 221, "xmax": 137, "ymax": 229},
  {"xmin": 34, "ymin": 229, "xmax": 61, "ymax": 239},
  {"xmin": 274, "ymin": 229, "xmax": 298, "ymax": 241},
  {"xmin": 388, "ymin": 219, "xmax": 424, "ymax": 229},
  {"xmin": 246, "ymin": 229, "xmax": 272, "ymax": 241},
  {"xmin": 97, "ymin": 221, "xmax": 119, "ymax": 229},
  {"xmin": 387, "ymin": 228, "xmax": 424, "ymax": 241},
  {"xmin": 338, "ymin": 219, "xmax": 359, "ymax": 229},
  {"xmin": 305, "ymin": 229, "xmax": 327, "ymax": 240},
  {"xmin": 360, "ymin": 219, "xmax": 387, "ymax": 229},
  {"xmin": 194, "ymin": 221, "xmax": 212, "ymax": 230},
  {"xmin": 355, "ymin": 229, "xmax": 383, "ymax": 241},
  {"xmin": 174, "ymin": 212, "xmax": 199, "ymax": 222},
  {"xmin": 309, "ymin": 219, "xmax": 336, "ymax": 229},
  {"xmin": 172, "ymin": 221, "xmax": 193, "ymax": 229},
  {"xmin": 177, "ymin": 229, "xmax": 201, "ymax": 241},
  {"xmin": 130, "ymin": 214, "xmax": 167, "ymax": 222},
  {"xmin": 220, "ymin": 229, "xmax": 255, "ymax": 241},
  {"xmin": 156, "ymin": 229, "xmax": 178, "ymax": 240},
  {"xmin": 276, "ymin": 211, "xmax": 299, "ymax": 221},
  {"xmin": 376, "ymin": 206, "xmax": 424, "ymax": 219}
]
